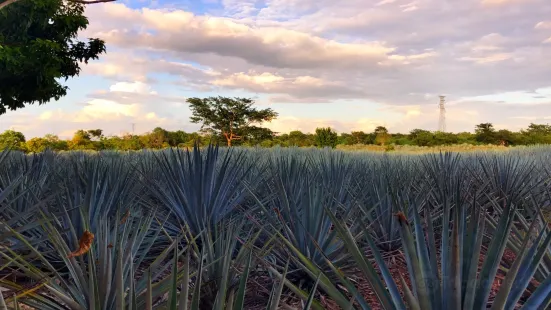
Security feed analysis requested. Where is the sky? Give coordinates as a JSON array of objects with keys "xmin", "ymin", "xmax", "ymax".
[{"xmin": 2, "ymin": 0, "xmax": 551, "ymax": 139}]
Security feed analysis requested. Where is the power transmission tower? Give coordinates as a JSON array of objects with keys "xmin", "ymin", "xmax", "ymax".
[{"xmin": 438, "ymin": 95, "xmax": 446, "ymax": 132}]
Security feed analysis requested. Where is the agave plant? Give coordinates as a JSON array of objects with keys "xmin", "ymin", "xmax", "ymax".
[
  {"xmin": 248, "ymin": 153, "xmax": 361, "ymax": 294},
  {"xmin": 145, "ymin": 145, "xmax": 258, "ymax": 236},
  {"xmin": 0, "ymin": 203, "xmax": 182, "ymax": 310}
]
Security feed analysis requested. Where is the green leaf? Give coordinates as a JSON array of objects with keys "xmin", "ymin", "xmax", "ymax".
[
  {"xmin": 190, "ymin": 248, "xmax": 204, "ymax": 310},
  {"xmin": 146, "ymin": 269, "xmax": 153, "ymax": 310},
  {"xmin": 303, "ymin": 273, "xmax": 321, "ymax": 310},
  {"xmin": 179, "ymin": 251, "xmax": 190, "ymax": 310},
  {"xmin": 269, "ymin": 259, "xmax": 289, "ymax": 310},
  {"xmin": 233, "ymin": 250, "xmax": 252, "ymax": 310},
  {"xmin": 169, "ymin": 237, "xmax": 180, "ymax": 310},
  {"xmin": 0, "ymin": 290, "xmax": 7, "ymax": 310},
  {"xmin": 325, "ymin": 209, "xmax": 393, "ymax": 309}
]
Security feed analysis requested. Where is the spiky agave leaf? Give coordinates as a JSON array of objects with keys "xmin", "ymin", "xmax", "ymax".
[{"xmin": 146, "ymin": 144, "xmax": 258, "ymax": 236}]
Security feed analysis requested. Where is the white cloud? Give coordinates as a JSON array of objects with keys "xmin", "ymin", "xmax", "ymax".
[
  {"xmin": 535, "ymin": 21, "xmax": 551, "ymax": 29},
  {"xmin": 5, "ymin": 0, "xmax": 551, "ymax": 138},
  {"xmin": 109, "ymin": 81, "xmax": 157, "ymax": 94}
]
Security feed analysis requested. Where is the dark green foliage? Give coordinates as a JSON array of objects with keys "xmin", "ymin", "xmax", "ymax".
[
  {"xmin": 187, "ymin": 96, "xmax": 278, "ymax": 146},
  {"xmin": 8, "ymin": 122, "xmax": 551, "ymax": 154},
  {"xmin": 0, "ymin": 0, "xmax": 106, "ymax": 114},
  {"xmin": 314, "ymin": 127, "xmax": 338, "ymax": 148},
  {"xmin": 475, "ymin": 122, "xmax": 498, "ymax": 144},
  {"xmin": 0, "ymin": 129, "xmax": 25, "ymax": 150}
]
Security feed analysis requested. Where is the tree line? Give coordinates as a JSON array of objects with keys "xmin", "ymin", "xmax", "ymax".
[{"xmin": 2, "ymin": 122, "xmax": 551, "ymax": 153}]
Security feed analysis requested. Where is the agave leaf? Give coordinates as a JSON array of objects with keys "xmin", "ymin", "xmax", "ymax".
[
  {"xmin": 303, "ymin": 273, "xmax": 321, "ymax": 310},
  {"xmin": 266, "ymin": 266, "xmax": 324, "ymax": 310},
  {"xmin": 424, "ymin": 208, "xmax": 441, "ymax": 308},
  {"xmin": 116, "ymin": 243, "xmax": 124, "ymax": 310},
  {"xmin": 505, "ymin": 224, "xmax": 551, "ymax": 309},
  {"xmin": 233, "ymin": 250, "xmax": 253, "ymax": 310},
  {"xmin": 411, "ymin": 202, "xmax": 439, "ymax": 310},
  {"xmin": 398, "ymin": 273, "xmax": 420, "ymax": 310},
  {"xmin": 449, "ymin": 203, "xmax": 461, "ymax": 309},
  {"xmin": 326, "ymin": 209, "xmax": 396, "ymax": 309},
  {"xmin": 0, "ymin": 290, "xmax": 6, "ymax": 310},
  {"xmin": 472, "ymin": 195, "xmax": 517, "ymax": 309},
  {"xmin": 169, "ymin": 238, "xmax": 180, "ymax": 310},
  {"xmin": 274, "ymin": 231, "xmax": 351, "ymax": 308},
  {"xmin": 491, "ymin": 218, "xmax": 538, "ymax": 310},
  {"xmin": 395, "ymin": 212, "xmax": 431, "ymax": 310},
  {"xmin": 462, "ymin": 204, "xmax": 486, "ymax": 310},
  {"xmin": 269, "ymin": 259, "xmax": 289, "ymax": 310},
  {"xmin": 190, "ymin": 247, "xmax": 204, "ymax": 310},
  {"xmin": 520, "ymin": 275, "xmax": 551, "ymax": 310},
  {"xmin": 146, "ymin": 269, "xmax": 152, "ymax": 310},
  {"xmin": 179, "ymin": 251, "xmax": 190, "ymax": 310}
]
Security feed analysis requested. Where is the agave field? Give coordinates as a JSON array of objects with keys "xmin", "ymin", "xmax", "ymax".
[{"xmin": 1, "ymin": 145, "xmax": 551, "ymax": 310}]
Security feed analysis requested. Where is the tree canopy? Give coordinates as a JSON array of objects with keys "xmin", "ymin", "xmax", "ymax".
[
  {"xmin": 0, "ymin": 0, "xmax": 106, "ymax": 114},
  {"xmin": 6, "ymin": 122, "xmax": 551, "ymax": 153},
  {"xmin": 314, "ymin": 127, "xmax": 338, "ymax": 148},
  {"xmin": 187, "ymin": 96, "xmax": 278, "ymax": 146}
]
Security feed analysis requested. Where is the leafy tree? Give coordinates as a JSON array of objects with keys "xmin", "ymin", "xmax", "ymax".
[
  {"xmin": 242, "ymin": 126, "xmax": 275, "ymax": 146},
  {"xmin": 521, "ymin": 123, "xmax": 551, "ymax": 144},
  {"xmin": 0, "ymin": 129, "xmax": 25, "ymax": 150},
  {"xmin": 338, "ymin": 133, "xmax": 356, "ymax": 145},
  {"xmin": 141, "ymin": 127, "xmax": 170, "ymax": 149},
  {"xmin": 495, "ymin": 129, "xmax": 516, "ymax": 146},
  {"xmin": 374, "ymin": 126, "xmax": 391, "ymax": 146},
  {"xmin": 0, "ymin": 0, "xmax": 107, "ymax": 114},
  {"xmin": 87, "ymin": 129, "xmax": 103, "ymax": 140},
  {"xmin": 475, "ymin": 123, "xmax": 498, "ymax": 144},
  {"xmin": 286, "ymin": 130, "xmax": 314, "ymax": 147},
  {"xmin": 0, "ymin": 0, "xmax": 117, "ymax": 11},
  {"xmin": 350, "ymin": 131, "xmax": 369, "ymax": 144},
  {"xmin": 187, "ymin": 97, "xmax": 278, "ymax": 146},
  {"xmin": 26, "ymin": 134, "xmax": 67, "ymax": 152},
  {"xmin": 525, "ymin": 123, "xmax": 551, "ymax": 135},
  {"xmin": 314, "ymin": 127, "xmax": 338, "ymax": 148},
  {"xmin": 69, "ymin": 129, "xmax": 96, "ymax": 150},
  {"xmin": 409, "ymin": 129, "xmax": 433, "ymax": 146},
  {"xmin": 374, "ymin": 126, "xmax": 388, "ymax": 135},
  {"xmin": 456, "ymin": 132, "xmax": 476, "ymax": 144}
]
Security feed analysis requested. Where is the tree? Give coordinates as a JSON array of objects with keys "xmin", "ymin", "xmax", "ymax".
[
  {"xmin": 475, "ymin": 123, "xmax": 498, "ymax": 144},
  {"xmin": 495, "ymin": 129, "xmax": 516, "ymax": 146},
  {"xmin": 409, "ymin": 129, "xmax": 433, "ymax": 146},
  {"xmin": 187, "ymin": 97, "xmax": 278, "ymax": 147},
  {"xmin": 69, "ymin": 129, "xmax": 96, "ymax": 150},
  {"xmin": 26, "ymin": 134, "xmax": 67, "ymax": 152},
  {"xmin": 350, "ymin": 131, "xmax": 368, "ymax": 144},
  {"xmin": 87, "ymin": 129, "xmax": 103, "ymax": 140},
  {"xmin": 0, "ymin": 0, "xmax": 116, "ymax": 12},
  {"xmin": 0, "ymin": 0, "xmax": 107, "ymax": 114},
  {"xmin": 374, "ymin": 126, "xmax": 391, "ymax": 146},
  {"xmin": 314, "ymin": 127, "xmax": 338, "ymax": 148},
  {"xmin": 0, "ymin": 129, "xmax": 25, "ymax": 150}
]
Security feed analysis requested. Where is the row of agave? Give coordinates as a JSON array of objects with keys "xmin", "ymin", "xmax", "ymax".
[{"xmin": 0, "ymin": 145, "xmax": 550, "ymax": 309}]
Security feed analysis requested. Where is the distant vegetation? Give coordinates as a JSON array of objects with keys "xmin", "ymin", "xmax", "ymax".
[{"xmin": 3, "ymin": 122, "xmax": 551, "ymax": 153}]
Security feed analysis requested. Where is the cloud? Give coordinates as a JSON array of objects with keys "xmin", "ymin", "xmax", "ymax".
[
  {"xmin": 535, "ymin": 21, "xmax": 551, "ymax": 29},
  {"xmin": 83, "ymin": 3, "xmax": 436, "ymax": 72},
  {"xmin": 5, "ymin": 0, "xmax": 549, "ymax": 139},
  {"xmin": 211, "ymin": 72, "xmax": 368, "ymax": 99},
  {"xmin": 3, "ymin": 81, "xmax": 192, "ymax": 139}
]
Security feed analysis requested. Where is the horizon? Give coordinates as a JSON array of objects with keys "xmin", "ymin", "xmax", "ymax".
[{"xmin": 1, "ymin": 0, "xmax": 551, "ymax": 139}]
